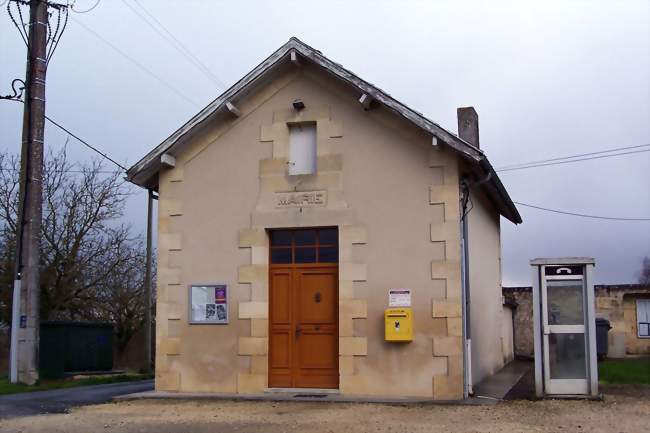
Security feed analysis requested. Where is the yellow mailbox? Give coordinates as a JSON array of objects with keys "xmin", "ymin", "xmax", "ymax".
[{"xmin": 384, "ymin": 308, "xmax": 413, "ymax": 342}]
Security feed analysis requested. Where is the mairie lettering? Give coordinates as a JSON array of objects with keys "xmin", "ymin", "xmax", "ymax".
[{"xmin": 275, "ymin": 191, "xmax": 327, "ymax": 208}]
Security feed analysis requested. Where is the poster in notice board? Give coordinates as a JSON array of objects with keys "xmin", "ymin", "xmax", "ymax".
[{"xmin": 190, "ymin": 284, "xmax": 228, "ymax": 324}]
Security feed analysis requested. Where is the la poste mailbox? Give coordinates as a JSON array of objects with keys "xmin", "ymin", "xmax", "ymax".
[{"xmin": 385, "ymin": 289, "xmax": 413, "ymax": 342}]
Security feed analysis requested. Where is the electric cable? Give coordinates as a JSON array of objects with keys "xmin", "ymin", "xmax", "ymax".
[
  {"xmin": 133, "ymin": 0, "xmax": 226, "ymax": 88},
  {"xmin": 2, "ymin": 97, "xmax": 128, "ymax": 172},
  {"xmin": 122, "ymin": 0, "xmax": 226, "ymax": 89},
  {"xmin": 3, "ymin": 99, "xmax": 647, "ymax": 219},
  {"xmin": 43, "ymin": 114, "xmax": 128, "ymax": 171},
  {"xmin": 46, "ymin": 5, "xmax": 69, "ymax": 66},
  {"xmin": 496, "ymin": 144, "xmax": 650, "ymax": 170},
  {"xmin": 69, "ymin": 15, "xmax": 200, "ymax": 107},
  {"xmin": 7, "ymin": 0, "xmax": 70, "ymax": 64},
  {"xmin": 7, "ymin": 0, "xmax": 28, "ymax": 46},
  {"xmin": 514, "ymin": 202, "xmax": 650, "ymax": 222},
  {"xmin": 69, "ymin": 0, "xmax": 100, "ymax": 14},
  {"xmin": 496, "ymin": 149, "xmax": 650, "ymax": 172},
  {"xmin": 3, "ymin": 97, "xmax": 127, "ymax": 171},
  {"xmin": 495, "ymin": 144, "xmax": 650, "ymax": 172},
  {"xmin": 0, "ymin": 166, "xmax": 121, "ymax": 174}
]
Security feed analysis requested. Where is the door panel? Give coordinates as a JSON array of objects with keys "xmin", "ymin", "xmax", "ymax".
[
  {"xmin": 269, "ymin": 267, "xmax": 339, "ymax": 388},
  {"xmin": 293, "ymin": 267, "xmax": 338, "ymax": 388},
  {"xmin": 269, "ymin": 332, "xmax": 291, "ymax": 369},
  {"xmin": 269, "ymin": 269, "xmax": 293, "ymax": 387},
  {"xmin": 298, "ymin": 332, "xmax": 338, "ymax": 368},
  {"xmin": 270, "ymin": 271, "xmax": 291, "ymax": 324},
  {"xmin": 542, "ymin": 274, "xmax": 588, "ymax": 394},
  {"xmin": 296, "ymin": 271, "xmax": 337, "ymax": 324}
]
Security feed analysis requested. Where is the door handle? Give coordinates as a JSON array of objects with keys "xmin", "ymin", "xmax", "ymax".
[{"xmin": 295, "ymin": 325, "xmax": 301, "ymax": 339}]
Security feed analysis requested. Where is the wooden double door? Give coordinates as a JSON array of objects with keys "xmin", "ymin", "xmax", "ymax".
[{"xmin": 268, "ymin": 228, "xmax": 339, "ymax": 389}]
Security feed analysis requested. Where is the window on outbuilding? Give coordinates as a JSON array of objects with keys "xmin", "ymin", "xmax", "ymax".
[
  {"xmin": 637, "ymin": 299, "xmax": 650, "ymax": 338},
  {"xmin": 288, "ymin": 123, "xmax": 317, "ymax": 175}
]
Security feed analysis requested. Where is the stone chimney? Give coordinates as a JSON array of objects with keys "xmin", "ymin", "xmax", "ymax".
[{"xmin": 457, "ymin": 107, "xmax": 479, "ymax": 148}]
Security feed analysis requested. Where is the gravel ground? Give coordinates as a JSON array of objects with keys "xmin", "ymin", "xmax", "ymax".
[{"xmin": 1, "ymin": 388, "xmax": 648, "ymax": 433}]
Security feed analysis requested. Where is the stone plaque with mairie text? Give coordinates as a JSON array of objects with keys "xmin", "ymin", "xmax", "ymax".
[{"xmin": 275, "ymin": 190, "xmax": 327, "ymax": 208}]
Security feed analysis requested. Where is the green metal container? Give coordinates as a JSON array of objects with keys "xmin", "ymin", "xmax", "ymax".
[{"xmin": 39, "ymin": 322, "xmax": 114, "ymax": 379}]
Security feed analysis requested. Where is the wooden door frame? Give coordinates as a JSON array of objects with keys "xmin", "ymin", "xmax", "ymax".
[{"xmin": 267, "ymin": 228, "xmax": 339, "ymax": 389}]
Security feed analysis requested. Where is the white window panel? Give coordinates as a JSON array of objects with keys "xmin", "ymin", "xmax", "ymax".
[
  {"xmin": 637, "ymin": 299, "xmax": 650, "ymax": 338},
  {"xmin": 289, "ymin": 124, "xmax": 316, "ymax": 175}
]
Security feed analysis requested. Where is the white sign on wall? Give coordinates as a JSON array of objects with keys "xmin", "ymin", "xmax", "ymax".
[{"xmin": 388, "ymin": 289, "xmax": 411, "ymax": 307}]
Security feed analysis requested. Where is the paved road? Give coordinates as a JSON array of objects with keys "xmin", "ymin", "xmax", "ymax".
[{"xmin": 0, "ymin": 380, "xmax": 153, "ymax": 419}]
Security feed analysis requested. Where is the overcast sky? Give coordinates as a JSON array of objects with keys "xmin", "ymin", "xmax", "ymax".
[{"xmin": 1, "ymin": 0, "xmax": 648, "ymax": 286}]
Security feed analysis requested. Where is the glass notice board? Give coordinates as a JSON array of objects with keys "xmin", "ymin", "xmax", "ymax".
[{"xmin": 189, "ymin": 285, "xmax": 228, "ymax": 324}]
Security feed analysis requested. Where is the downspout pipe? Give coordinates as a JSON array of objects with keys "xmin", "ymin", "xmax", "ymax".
[
  {"xmin": 460, "ymin": 181, "xmax": 471, "ymax": 397},
  {"xmin": 144, "ymin": 189, "xmax": 154, "ymax": 375},
  {"xmin": 460, "ymin": 157, "xmax": 492, "ymax": 398}
]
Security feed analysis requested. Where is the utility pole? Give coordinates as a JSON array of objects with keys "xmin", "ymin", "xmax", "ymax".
[
  {"xmin": 9, "ymin": 0, "xmax": 49, "ymax": 385},
  {"xmin": 144, "ymin": 190, "xmax": 154, "ymax": 374}
]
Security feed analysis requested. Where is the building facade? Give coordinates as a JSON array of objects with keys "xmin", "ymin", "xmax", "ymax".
[{"xmin": 127, "ymin": 38, "xmax": 521, "ymax": 400}]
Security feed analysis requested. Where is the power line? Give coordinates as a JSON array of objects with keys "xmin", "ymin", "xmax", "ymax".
[
  {"xmin": 44, "ymin": 113, "xmax": 128, "ymax": 171},
  {"xmin": 69, "ymin": 15, "xmax": 200, "ymax": 107},
  {"xmin": 496, "ymin": 144, "xmax": 650, "ymax": 172},
  {"xmin": 497, "ymin": 149, "xmax": 650, "ymax": 172},
  {"xmin": 69, "ymin": 0, "xmax": 101, "ymax": 14},
  {"xmin": 6, "ymin": 0, "xmax": 29, "ymax": 46},
  {"xmin": 0, "ymin": 166, "xmax": 122, "ymax": 174},
  {"xmin": 514, "ymin": 201, "xmax": 650, "ymax": 222},
  {"xmin": 497, "ymin": 144, "xmax": 650, "ymax": 170},
  {"xmin": 133, "ymin": 0, "xmax": 226, "ymax": 89},
  {"xmin": 122, "ymin": 0, "xmax": 226, "ymax": 89},
  {"xmin": 2, "ymin": 97, "xmax": 128, "ymax": 171},
  {"xmin": 45, "ymin": 3, "xmax": 69, "ymax": 66}
]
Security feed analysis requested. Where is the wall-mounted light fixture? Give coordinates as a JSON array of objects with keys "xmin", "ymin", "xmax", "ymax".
[{"xmin": 292, "ymin": 99, "xmax": 305, "ymax": 111}]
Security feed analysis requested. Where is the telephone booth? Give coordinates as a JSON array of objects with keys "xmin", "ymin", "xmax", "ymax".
[{"xmin": 531, "ymin": 258, "xmax": 598, "ymax": 397}]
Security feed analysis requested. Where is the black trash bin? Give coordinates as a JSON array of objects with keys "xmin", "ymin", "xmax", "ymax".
[{"xmin": 595, "ymin": 318, "xmax": 611, "ymax": 361}]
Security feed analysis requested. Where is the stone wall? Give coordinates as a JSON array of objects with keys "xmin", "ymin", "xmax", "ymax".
[
  {"xmin": 502, "ymin": 287, "xmax": 534, "ymax": 358},
  {"xmin": 503, "ymin": 284, "xmax": 650, "ymax": 359},
  {"xmin": 595, "ymin": 285, "xmax": 650, "ymax": 357}
]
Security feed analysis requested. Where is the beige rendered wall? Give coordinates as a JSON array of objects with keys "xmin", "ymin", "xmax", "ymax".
[
  {"xmin": 466, "ymin": 189, "xmax": 507, "ymax": 385},
  {"xmin": 154, "ymin": 64, "xmax": 465, "ymax": 399},
  {"xmin": 500, "ymin": 305, "xmax": 514, "ymax": 365}
]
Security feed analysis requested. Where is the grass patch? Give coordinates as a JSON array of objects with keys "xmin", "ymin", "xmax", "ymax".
[
  {"xmin": 0, "ymin": 373, "xmax": 153, "ymax": 395},
  {"xmin": 599, "ymin": 358, "xmax": 650, "ymax": 384}
]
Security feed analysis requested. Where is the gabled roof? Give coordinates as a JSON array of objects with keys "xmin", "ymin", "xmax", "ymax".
[{"xmin": 126, "ymin": 37, "xmax": 522, "ymax": 224}]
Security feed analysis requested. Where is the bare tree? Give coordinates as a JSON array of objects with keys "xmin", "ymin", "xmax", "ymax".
[
  {"xmin": 639, "ymin": 256, "xmax": 650, "ymax": 285},
  {"xmin": 95, "ymin": 241, "xmax": 155, "ymax": 355},
  {"xmin": 0, "ymin": 147, "xmax": 153, "ymax": 358}
]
